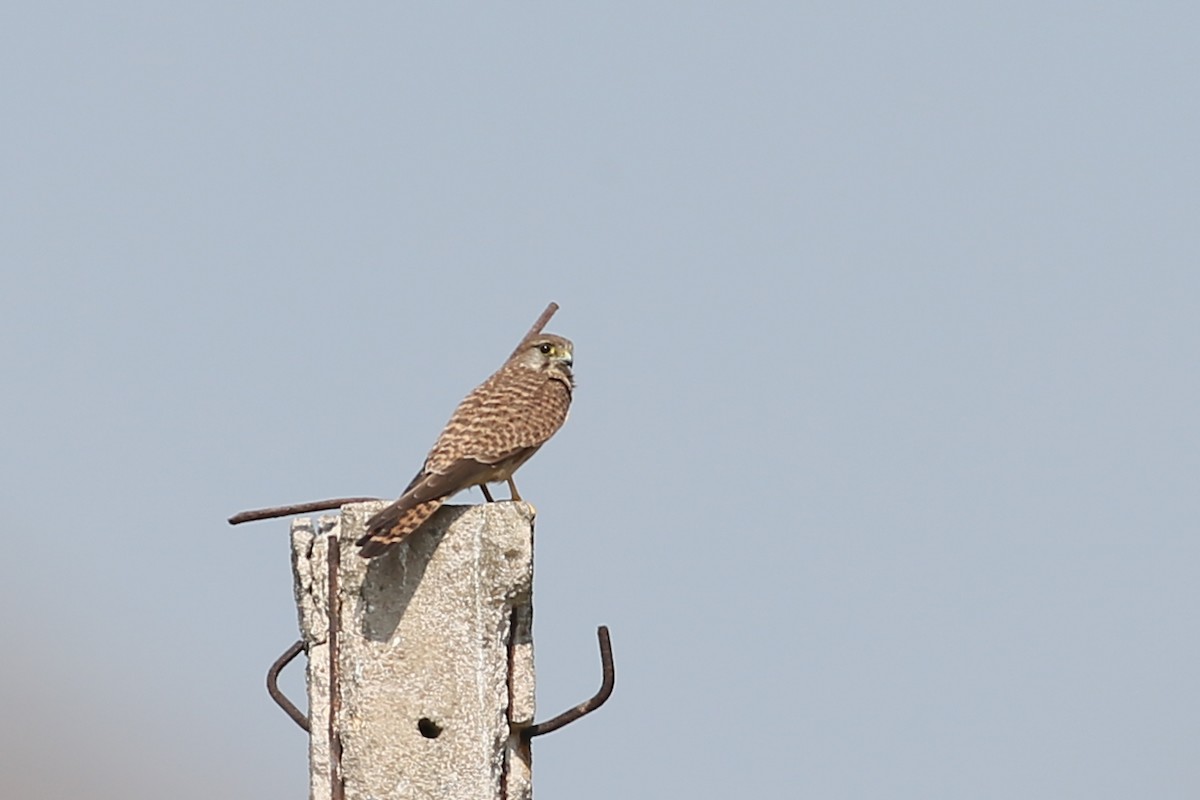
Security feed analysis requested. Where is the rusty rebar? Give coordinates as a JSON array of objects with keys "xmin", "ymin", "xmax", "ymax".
[
  {"xmin": 523, "ymin": 625, "xmax": 614, "ymax": 739},
  {"xmin": 328, "ymin": 536, "xmax": 345, "ymax": 800},
  {"xmin": 509, "ymin": 302, "xmax": 560, "ymax": 358},
  {"xmin": 266, "ymin": 640, "xmax": 310, "ymax": 732},
  {"xmin": 228, "ymin": 497, "xmax": 379, "ymax": 526}
]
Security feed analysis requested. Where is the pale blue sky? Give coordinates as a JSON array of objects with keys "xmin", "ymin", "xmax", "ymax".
[{"xmin": 2, "ymin": 3, "xmax": 1197, "ymax": 798}]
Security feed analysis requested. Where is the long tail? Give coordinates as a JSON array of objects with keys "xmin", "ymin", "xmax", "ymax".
[{"xmin": 357, "ymin": 497, "xmax": 445, "ymax": 558}]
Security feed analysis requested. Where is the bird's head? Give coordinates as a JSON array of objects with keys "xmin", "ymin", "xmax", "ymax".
[{"xmin": 513, "ymin": 334, "xmax": 574, "ymax": 380}]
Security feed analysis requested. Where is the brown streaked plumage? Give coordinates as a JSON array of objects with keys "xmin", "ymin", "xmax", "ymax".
[{"xmin": 357, "ymin": 334, "xmax": 574, "ymax": 558}]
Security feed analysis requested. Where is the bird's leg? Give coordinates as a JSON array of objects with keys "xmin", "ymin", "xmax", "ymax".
[
  {"xmin": 480, "ymin": 484, "xmax": 495, "ymax": 502},
  {"xmin": 506, "ymin": 477, "xmax": 523, "ymax": 502}
]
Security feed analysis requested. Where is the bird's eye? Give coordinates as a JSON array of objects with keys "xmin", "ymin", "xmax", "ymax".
[{"xmin": 539, "ymin": 343, "xmax": 553, "ymax": 354}]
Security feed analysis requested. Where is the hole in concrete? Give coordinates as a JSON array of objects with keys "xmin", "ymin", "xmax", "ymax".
[{"xmin": 418, "ymin": 718, "xmax": 443, "ymax": 739}]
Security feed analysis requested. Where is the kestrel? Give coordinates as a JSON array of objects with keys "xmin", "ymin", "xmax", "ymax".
[{"xmin": 357, "ymin": 334, "xmax": 574, "ymax": 558}]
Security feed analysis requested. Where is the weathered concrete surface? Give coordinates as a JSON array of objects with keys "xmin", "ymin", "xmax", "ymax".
[{"xmin": 292, "ymin": 501, "xmax": 535, "ymax": 800}]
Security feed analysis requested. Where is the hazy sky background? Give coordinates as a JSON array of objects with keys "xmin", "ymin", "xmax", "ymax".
[{"xmin": 3, "ymin": 3, "xmax": 1197, "ymax": 798}]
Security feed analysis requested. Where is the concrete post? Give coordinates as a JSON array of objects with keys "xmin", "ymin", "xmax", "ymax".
[{"xmin": 290, "ymin": 501, "xmax": 535, "ymax": 800}]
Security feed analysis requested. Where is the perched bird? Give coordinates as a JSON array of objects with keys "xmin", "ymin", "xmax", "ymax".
[{"xmin": 357, "ymin": 334, "xmax": 574, "ymax": 557}]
